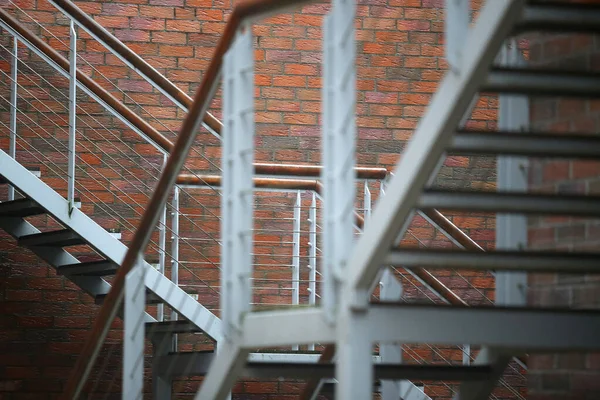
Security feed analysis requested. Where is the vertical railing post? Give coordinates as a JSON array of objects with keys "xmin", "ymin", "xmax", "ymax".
[
  {"xmin": 67, "ymin": 20, "xmax": 77, "ymax": 208},
  {"xmin": 445, "ymin": 0, "xmax": 469, "ymax": 73},
  {"xmin": 221, "ymin": 27, "xmax": 254, "ymax": 340},
  {"xmin": 291, "ymin": 191, "xmax": 301, "ymax": 350},
  {"xmin": 8, "ymin": 36, "xmax": 18, "ymax": 201},
  {"xmin": 157, "ymin": 157, "xmax": 168, "ymax": 322},
  {"xmin": 307, "ymin": 192, "xmax": 317, "ymax": 351},
  {"xmin": 363, "ymin": 181, "xmax": 371, "ymax": 224},
  {"xmin": 322, "ymin": 0, "xmax": 357, "ymax": 323},
  {"xmin": 123, "ymin": 254, "xmax": 145, "ymax": 400},
  {"xmin": 170, "ymin": 186, "xmax": 180, "ymax": 349}
]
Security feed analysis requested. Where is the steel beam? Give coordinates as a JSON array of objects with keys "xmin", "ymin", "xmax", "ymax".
[
  {"xmin": 368, "ymin": 303, "xmax": 600, "ymax": 351},
  {"xmin": 384, "ymin": 248, "xmax": 600, "ymax": 273},
  {"xmin": 483, "ymin": 68, "xmax": 600, "ymax": 98},
  {"xmin": 418, "ymin": 190, "xmax": 600, "ymax": 217},
  {"xmin": 0, "ymin": 150, "xmax": 220, "ymax": 340},
  {"xmin": 346, "ymin": 0, "xmax": 525, "ymax": 297},
  {"xmin": 514, "ymin": 2, "xmax": 600, "ymax": 34},
  {"xmin": 242, "ymin": 308, "xmax": 335, "ymax": 348},
  {"xmin": 449, "ymin": 131, "xmax": 600, "ymax": 159}
]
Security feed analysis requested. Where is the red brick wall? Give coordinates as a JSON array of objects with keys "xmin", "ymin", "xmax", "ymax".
[
  {"xmin": 527, "ymin": 28, "xmax": 600, "ymax": 399},
  {"xmin": 0, "ymin": 0, "xmax": 503, "ymax": 398}
]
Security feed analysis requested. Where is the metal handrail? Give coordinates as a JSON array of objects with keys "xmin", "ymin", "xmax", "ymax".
[
  {"xmin": 59, "ymin": 0, "xmax": 320, "ymax": 396},
  {"xmin": 30, "ymin": 0, "xmax": 500, "ymax": 395}
]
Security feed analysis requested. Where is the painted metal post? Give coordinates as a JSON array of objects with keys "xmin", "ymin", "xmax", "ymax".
[
  {"xmin": 307, "ymin": 192, "xmax": 317, "ymax": 351},
  {"xmin": 463, "ymin": 344, "xmax": 471, "ymax": 365},
  {"xmin": 445, "ymin": 0, "xmax": 469, "ymax": 73},
  {"xmin": 8, "ymin": 36, "xmax": 17, "ymax": 201},
  {"xmin": 221, "ymin": 27, "xmax": 254, "ymax": 339},
  {"xmin": 157, "ymin": 155, "xmax": 168, "ymax": 322},
  {"xmin": 123, "ymin": 254, "xmax": 145, "ymax": 400},
  {"xmin": 322, "ymin": 0, "xmax": 357, "ymax": 324},
  {"xmin": 363, "ymin": 182, "xmax": 371, "ymax": 223},
  {"xmin": 170, "ymin": 186, "xmax": 180, "ymax": 349},
  {"xmin": 292, "ymin": 192, "xmax": 301, "ymax": 350},
  {"xmin": 496, "ymin": 40, "xmax": 528, "ymax": 307},
  {"xmin": 67, "ymin": 20, "xmax": 77, "ymax": 207}
]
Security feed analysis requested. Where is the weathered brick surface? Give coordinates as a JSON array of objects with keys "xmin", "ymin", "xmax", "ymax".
[
  {"xmin": 527, "ymin": 26, "xmax": 600, "ymax": 400},
  {"xmin": 0, "ymin": 0, "xmax": 508, "ymax": 398}
]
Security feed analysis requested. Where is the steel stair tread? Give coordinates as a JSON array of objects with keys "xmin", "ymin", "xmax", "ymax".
[
  {"xmin": 514, "ymin": 1, "xmax": 600, "ymax": 34},
  {"xmin": 450, "ymin": 130, "xmax": 600, "ymax": 159},
  {"xmin": 56, "ymin": 259, "xmax": 117, "ymax": 276},
  {"xmin": 146, "ymin": 320, "xmax": 203, "ymax": 334},
  {"xmin": 95, "ymin": 288, "xmax": 161, "ymax": 305},
  {"xmin": 418, "ymin": 189, "xmax": 600, "ymax": 217},
  {"xmin": 18, "ymin": 229, "xmax": 86, "ymax": 247},
  {"xmin": 483, "ymin": 67, "xmax": 600, "ymax": 98},
  {"xmin": 0, "ymin": 198, "xmax": 46, "ymax": 217},
  {"xmin": 384, "ymin": 248, "xmax": 600, "ymax": 273}
]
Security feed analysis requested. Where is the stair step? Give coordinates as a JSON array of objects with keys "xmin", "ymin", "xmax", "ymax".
[
  {"xmin": 384, "ymin": 249, "xmax": 600, "ymax": 274},
  {"xmin": 146, "ymin": 320, "xmax": 202, "ymax": 335},
  {"xmin": 18, "ymin": 229, "xmax": 86, "ymax": 247},
  {"xmin": 56, "ymin": 260, "xmax": 117, "ymax": 276},
  {"xmin": 95, "ymin": 288, "xmax": 161, "ymax": 305},
  {"xmin": 450, "ymin": 131, "xmax": 600, "ymax": 159},
  {"xmin": 243, "ymin": 362, "xmax": 492, "ymax": 381},
  {"xmin": 483, "ymin": 68, "xmax": 600, "ymax": 98},
  {"xmin": 0, "ymin": 198, "xmax": 46, "ymax": 217},
  {"xmin": 514, "ymin": 2, "xmax": 600, "ymax": 34},
  {"xmin": 418, "ymin": 190, "xmax": 600, "ymax": 217}
]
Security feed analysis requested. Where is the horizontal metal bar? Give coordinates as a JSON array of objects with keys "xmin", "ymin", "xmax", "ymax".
[
  {"xmin": 514, "ymin": 2, "xmax": 600, "ymax": 34},
  {"xmin": 369, "ymin": 303, "xmax": 600, "ymax": 351},
  {"xmin": 18, "ymin": 229, "xmax": 86, "ymax": 247},
  {"xmin": 242, "ymin": 308, "xmax": 335, "ymax": 348},
  {"xmin": 384, "ymin": 248, "xmax": 600, "ymax": 273},
  {"xmin": 146, "ymin": 320, "xmax": 202, "ymax": 335},
  {"xmin": 56, "ymin": 260, "xmax": 117, "ymax": 276},
  {"xmin": 0, "ymin": 198, "xmax": 46, "ymax": 217},
  {"xmin": 450, "ymin": 130, "xmax": 600, "ymax": 159},
  {"xmin": 483, "ymin": 68, "xmax": 600, "ymax": 98},
  {"xmin": 243, "ymin": 363, "xmax": 493, "ymax": 381},
  {"xmin": 418, "ymin": 190, "xmax": 600, "ymax": 217}
]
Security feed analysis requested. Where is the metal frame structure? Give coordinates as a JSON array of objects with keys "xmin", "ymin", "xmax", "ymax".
[{"xmin": 3, "ymin": 0, "xmax": 600, "ymax": 398}]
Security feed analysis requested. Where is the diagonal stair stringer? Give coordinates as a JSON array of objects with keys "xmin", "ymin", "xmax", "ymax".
[{"xmin": 0, "ymin": 150, "xmax": 222, "ymax": 341}]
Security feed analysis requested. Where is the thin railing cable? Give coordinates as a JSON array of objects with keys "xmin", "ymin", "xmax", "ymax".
[
  {"xmin": 0, "ymin": 58, "xmax": 228, "ymax": 259},
  {"xmin": 7, "ymin": 1, "xmax": 224, "ymax": 173},
  {"xmin": 0, "ymin": 44, "xmax": 226, "ymax": 209},
  {"xmin": 0, "ymin": 101, "xmax": 223, "ymax": 297}
]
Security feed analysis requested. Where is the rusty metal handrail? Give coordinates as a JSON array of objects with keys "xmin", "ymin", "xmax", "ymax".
[{"xmin": 60, "ymin": 0, "xmax": 319, "ymax": 397}]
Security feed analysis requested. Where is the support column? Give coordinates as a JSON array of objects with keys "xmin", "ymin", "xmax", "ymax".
[
  {"xmin": 123, "ymin": 255, "xmax": 145, "ymax": 400},
  {"xmin": 151, "ymin": 334, "xmax": 172, "ymax": 400},
  {"xmin": 157, "ymin": 155, "xmax": 168, "ymax": 322}
]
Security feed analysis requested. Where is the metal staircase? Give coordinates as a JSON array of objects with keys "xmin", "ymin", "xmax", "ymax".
[
  {"xmin": 190, "ymin": 0, "xmax": 600, "ymax": 399},
  {"xmin": 0, "ymin": 149, "xmax": 222, "ymax": 339},
  {"xmin": 2, "ymin": 0, "xmax": 600, "ymax": 399}
]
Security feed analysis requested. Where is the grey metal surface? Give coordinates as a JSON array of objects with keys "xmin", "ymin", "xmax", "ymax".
[
  {"xmin": 56, "ymin": 260, "xmax": 117, "ymax": 276},
  {"xmin": 418, "ymin": 190, "xmax": 600, "ymax": 217},
  {"xmin": 484, "ymin": 68, "xmax": 600, "ymax": 98},
  {"xmin": 146, "ymin": 320, "xmax": 204, "ymax": 335},
  {"xmin": 384, "ymin": 249, "xmax": 600, "ymax": 273},
  {"xmin": 450, "ymin": 131, "xmax": 600, "ymax": 159},
  {"xmin": 369, "ymin": 303, "xmax": 600, "ymax": 351},
  {"xmin": 515, "ymin": 2, "xmax": 600, "ymax": 34},
  {"xmin": 0, "ymin": 198, "xmax": 45, "ymax": 217},
  {"xmin": 18, "ymin": 229, "xmax": 86, "ymax": 247}
]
